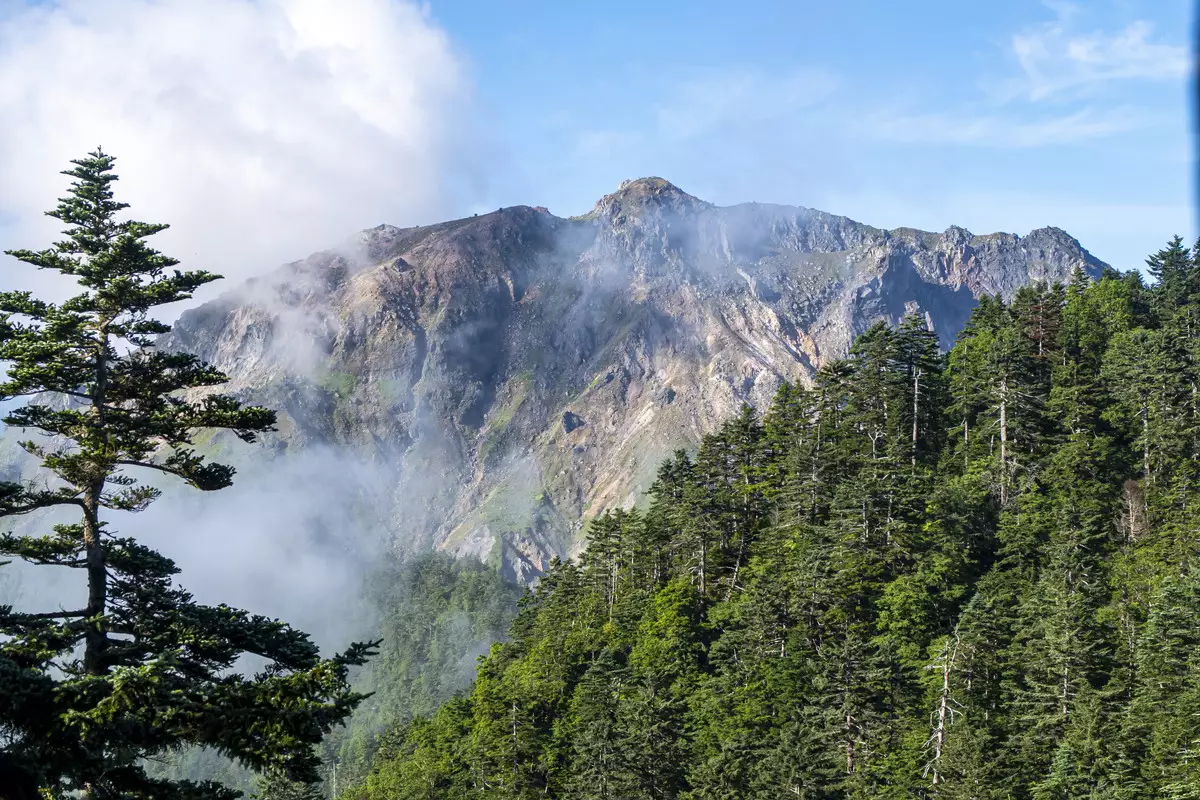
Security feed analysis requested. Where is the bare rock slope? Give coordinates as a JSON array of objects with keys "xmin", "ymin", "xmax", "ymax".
[{"xmin": 161, "ymin": 178, "xmax": 1106, "ymax": 580}]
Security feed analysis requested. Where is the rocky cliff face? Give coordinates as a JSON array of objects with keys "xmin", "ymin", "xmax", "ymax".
[{"xmin": 160, "ymin": 178, "xmax": 1107, "ymax": 581}]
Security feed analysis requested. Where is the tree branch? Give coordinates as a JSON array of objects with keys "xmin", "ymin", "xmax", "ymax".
[
  {"xmin": 15, "ymin": 608, "xmax": 88, "ymax": 620},
  {"xmin": 1, "ymin": 389, "xmax": 94, "ymax": 402},
  {"xmin": 113, "ymin": 459, "xmax": 191, "ymax": 481},
  {"xmin": 1, "ymin": 496, "xmax": 87, "ymax": 516}
]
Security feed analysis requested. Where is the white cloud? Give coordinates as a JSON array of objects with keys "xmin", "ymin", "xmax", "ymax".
[
  {"xmin": 1010, "ymin": 4, "xmax": 1189, "ymax": 101},
  {"xmin": 0, "ymin": 0, "xmax": 471, "ymax": 307}
]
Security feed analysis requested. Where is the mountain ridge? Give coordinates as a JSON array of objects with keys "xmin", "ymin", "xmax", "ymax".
[{"xmin": 160, "ymin": 178, "xmax": 1107, "ymax": 580}]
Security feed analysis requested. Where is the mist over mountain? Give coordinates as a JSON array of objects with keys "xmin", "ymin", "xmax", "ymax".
[{"xmin": 159, "ymin": 177, "xmax": 1106, "ymax": 582}]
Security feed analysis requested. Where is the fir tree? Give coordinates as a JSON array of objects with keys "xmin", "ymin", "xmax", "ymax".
[
  {"xmin": 564, "ymin": 648, "xmax": 632, "ymax": 800},
  {"xmin": 1147, "ymin": 235, "xmax": 1194, "ymax": 316},
  {"xmin": 0, "ymin": 150, "xmax": 374, "ymax": 798}
]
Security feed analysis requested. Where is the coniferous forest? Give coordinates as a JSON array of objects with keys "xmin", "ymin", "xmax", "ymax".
[{"xmin": 344, "ymin": 240, "xmax": 1200, "ymax": 800}]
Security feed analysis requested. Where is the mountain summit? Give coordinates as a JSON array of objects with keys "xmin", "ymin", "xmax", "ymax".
[
  {"xmin": 161, "ymin": 181, "xmax": 1106, "ymax": 580},
  {"xmin": 583, "ymin": 176, "xmax": 710, "ymax": 217}
]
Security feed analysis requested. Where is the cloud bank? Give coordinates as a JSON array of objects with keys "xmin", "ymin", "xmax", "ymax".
[
  {"xmin": 0, "ymin": 0, "xmax": 477, "ymax": 657},
  {"xmin": 0, "ymin": 0, "xmax": 471, "ymax": 306}
]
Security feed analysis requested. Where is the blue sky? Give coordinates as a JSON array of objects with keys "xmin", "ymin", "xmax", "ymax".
[
  {"xmin": 438, "ymin": 0, "xmax": 1194, "ymax": 272},
  {"xmin": 0, "ymin": 0, "xmax": 1192, "ymax": 290}
]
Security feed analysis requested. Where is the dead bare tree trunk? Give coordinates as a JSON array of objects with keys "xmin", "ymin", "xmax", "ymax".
[
  {"xmin": 998, "ymin": 377, "xmax": 1009, "ymax": 505},
  {"xmin": 924, "ymin": 632, "xmax": 962, "ymax": 790},
  {"xmin": 912, "ymin": 366, "xmax": 923, "ymax": 466}
]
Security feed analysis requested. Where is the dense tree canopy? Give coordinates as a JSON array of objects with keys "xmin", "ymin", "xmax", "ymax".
[
  {"xmin": 0, "ymin": 150, "xmax": 374, "ymax": 799},
  {"xmin": 346, "ymin": 240, "xmax": 1200, "ymax": 799}
]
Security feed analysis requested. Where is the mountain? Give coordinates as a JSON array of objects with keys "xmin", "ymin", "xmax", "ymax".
[{"xmin": 160, "ymin": 177, "xmax": 1107, "ymax": 581}]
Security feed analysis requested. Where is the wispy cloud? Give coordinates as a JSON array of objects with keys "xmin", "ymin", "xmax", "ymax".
[
  {"xmin": 576, "ymin": 129, "xmax": 643, "ymax": 157},
  {"xmin": 654, "ymin": 67, "xmax": 838, "ymax": 141},
  {"xmin": 864, "ymin": 3, "xmax": 1184, "ymax": 150},
  {"xmin": 573, "ymin": 66, "xmax": 837, "ymax": 160},
  {"xmin": 580, "ymin": 1, "xmax": 1179, "ymax": 164},
  {"xmin": 867, "ymin": 106, "xmax": 1141, "ymax": 148},
  {"xmin": 1008, "ymin": 3, "xmax": 1189, "ymax": 101}
]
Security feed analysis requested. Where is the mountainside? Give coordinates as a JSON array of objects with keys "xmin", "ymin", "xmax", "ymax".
[{"xmin": 160, "ymin": 177, "xmax": 1107, "ymax": 580}]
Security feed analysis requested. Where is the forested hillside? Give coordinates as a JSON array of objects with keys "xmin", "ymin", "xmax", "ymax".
[
  {"xmin": 345, "ymin": 238, "xmax": 1200, "ymax": 799},
  {"xmin": 323, "ymin": 556, "xmax": 522, "ymax": 795},
  {"xmin": 146, "ymin": 554, "xmax": 522, "ymax": 798}
]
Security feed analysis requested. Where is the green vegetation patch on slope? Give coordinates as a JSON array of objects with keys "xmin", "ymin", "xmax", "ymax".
[
  {"xmin": 478, "ymin": 371, "xmax": 533, "ymax": 463},
  {"xmin": 326, "ymin": 552, "xmax": 522, "ymax": 796},
  {"xmin": 318, "ymin": 370, "xmax": 358, "ymax": 398}
]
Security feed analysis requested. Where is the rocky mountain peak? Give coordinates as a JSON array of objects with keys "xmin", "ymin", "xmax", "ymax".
[
  {"xmin": 616, "ymin": 176, "xmax": 698, "ymax": 200},
  {"xmin": 941, "ymin": 225, "xmax": 973, "ymax": 248},
  {"xmin": 1021, "ymin": 226, "xmax": 1089, "ymax": 254},
  {"xmin": 582, "ymin": 176, "xmax": 710, "ymax": 221},
  {"xmin": 159, "ymin": 181, "xmax": 1110, "ymax": 581}
]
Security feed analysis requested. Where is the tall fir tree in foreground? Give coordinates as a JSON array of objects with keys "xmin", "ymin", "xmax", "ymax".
[{"xmin": 0, "ymin": 150, "xmax": 375, "ymax": 799}]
